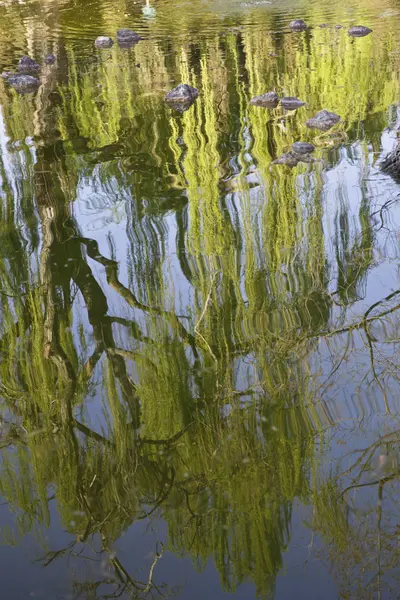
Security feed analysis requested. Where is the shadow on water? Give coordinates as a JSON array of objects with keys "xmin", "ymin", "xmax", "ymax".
[{"xmin": 1, "ymin": 0, "xmax": 400, "ymax": 598}]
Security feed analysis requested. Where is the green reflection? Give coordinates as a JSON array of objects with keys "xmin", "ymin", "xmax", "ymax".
[{"xmin": 0, "ymin": 0, "xmax": 399, "ymax": 598}]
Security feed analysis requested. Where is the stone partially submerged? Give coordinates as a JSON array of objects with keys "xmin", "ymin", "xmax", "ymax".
[
  {"xmin": 289, "ymin": 19, "xmax": 308, "ymax": 31},
  {"xmin": 165, "ymin": 84, "xmax": 199, "ymax": 112},
  {"xmin": 18, "ymin": 56, "xmax": 40, "ymax": 73},
  {"xmin": 95, "ymin": 36, "xmax": 114, "ymax": 48},
  {"xmin": 7, "ymin": 74, "xmax": 40, "ymax": 93},
  {"xmin": 250, "ymin": 91, "xmax": 279, "ymax": 108},
  {"xmin": 306, "ymin": 110, "xmax": 341, "ymax": 131},
  {"xmin": 44, "ymin": 54, "xmax": 56, "ymax": 65},
  {"xmin": 348, "ymin": 25, "xmax": 372, "ymax": 37},
  {"xmin": 292, "ymin": 141, "xmax": 315, "ymax": 154},
  {"xmin": 272, "ymin": 150, "xmax": 315, "ymax": 167},
  {"xmin": 116, "ymin": 29, "xmax": 142, "ymax": 47},
  {"xmin": 281, "ymin": 96, "xmax": 306, "ymax": 110},
  {"xmin": 381, "ymin": 145, "xmax": 400, "ymax": 180}
]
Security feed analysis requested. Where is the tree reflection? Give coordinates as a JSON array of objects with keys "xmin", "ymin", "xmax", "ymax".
[{"xmin": 0, "ymin": 1, "xmax": 398, "ymax": 598}]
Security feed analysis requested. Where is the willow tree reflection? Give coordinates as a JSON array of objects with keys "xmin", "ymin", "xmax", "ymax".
[{"xmin": 0, "ymin": 3, "xmax": 398, "ymax": 598}]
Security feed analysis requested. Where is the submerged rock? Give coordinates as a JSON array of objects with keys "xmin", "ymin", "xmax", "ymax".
[
  {"xmin": 44, "ymin": 54, "xmax": 56, "ymax": 65},
  {"xmin": 272, "ymin": 150, "xmax": 315, "ymax": 167},
  {"xmin": 348, "ymin": 25, "xmax": 373, "ymax": 37},
  {"xmin": 116, "ymin": 28, "xmax": 142, "ymax": 47},
  {"xmin": 272, "ymin": 152, "xmax": 300, "ymax": 167},
  {"xmin": 306, "ymin": 109, "xmax": 341, "ymax": 131},
  {"xmin": 95, "ymin": 36, "xmax": 114, "ymax": 48},
  {"xmin": 7, "ymin": 74, "xmax": 40, "ymax": 93},
  {"xmin": 165, "ymin": 84, "xmax": 199, "ymax": 104},
  {"xmin": 289, "ymin": 19, "xmax": 308, "ymax": 31},
  {"xmin": 250, "ymin": 91, "xmax": 279, "ymax": 108},
  {"xmin": 18, "ymin": 56, "xmax": 40, "ymax": 73},
  {"xmin": 381, "ymin": 145, "xmax": 400, "ymax": 180},
  {"xmin": 292, "ymin": 141, "xmax": 315, "ymax": 154},
  {"xmin": 281, "ymin": 96, "xmax": 306, "ymax": 110}
]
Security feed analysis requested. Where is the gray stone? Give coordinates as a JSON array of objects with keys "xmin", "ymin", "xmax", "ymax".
[
  {"xmin": 44, "ymin": 54, "xmax": 56, "ymax": 65},
  {"xmin": 1, "ymin": 71, "xmax": 13, "ymax": 79},
  {"xmin": 116, "ymin": 29, "xmax": 142, "ymax": 46},
  {"xmin": 95, "ymin": 36, "xmax": 114, "ymax": 48},
  {"xmin": 7, "ymin": 74, "xmax": 40, "ymax": 93},
  {"xmin": 305, "ymin": 109, "xmax": 341, "ymax": 131},
  {"xmin": 165, "ymin": 84, "xmax": 199, "ymax": 104},
  {"xmin": 348, "ymin": 25, "xmax": 372, "ymax": 37},
  {"xmin": 250, "ymin": 91, "xmax": 279, "ymax": 107},
  {"xmin": 289, "ymin": 20, "xmax": 308, "ymax": 31},
  {"xmin": 273, "ymin": 150, "xmax": 316, "ymax": 167},
  {"xmin": 18, "ymin": 56, "xmax": 40, "ymax": 73},
  {"xmin": 292, "ymin": 141, "xmax": 315, "ymax": 155},
  {"xmin": 272, "ymin": 152, "xmax": 301, "ymax": 167},
  {"xmin": 281, "ymin": 96, "xmax": 306, "ymax": 110}
]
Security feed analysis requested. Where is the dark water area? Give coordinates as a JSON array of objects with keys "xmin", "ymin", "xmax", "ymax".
[{"xmin": 2, "ymin": 0, "xmax": 400, "ymax": 598}]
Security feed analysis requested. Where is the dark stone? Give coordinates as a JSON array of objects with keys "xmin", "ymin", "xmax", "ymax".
[
  {"xmin": 281, "ymin": 96, "xmax": 306, "ymax": 110},
  {"xmin": 95, "ymin": 36, "xmax": 114, "ymax": 48},
  {"xmin": 272, "ymin": 152, "xmax": 300, "ymax": 167},
  {"xmin": 18, "ymin": 56, "xmax": 40, "ymax": 73},
  {"xmin": 289, "ymin": 19, "xmax": 308, "ymax": 31},
  {"xmin": 44, "ymin": 54, "xmax": 56, "ymax": 65},
  {"xmin": 306, "ymin": 109, "xmax": 341, "ymax": 131},
  {"xmin": 273, "ymin": 150, "xmax": 316, "ymax": 167},
  {"xmin": 292, "ymin": 141, "xmax": 315, "ymax": 154},
  {"xmin": 250, "ymin": 91, "xmax": 279, "ymax": 108},
  {"xmin": 7, "ymin": 74, "xmax": 40, "ymax": 93},
  {"xmin": 165, "ymin": 84, "xmax": 199, "ymax": 104},
  {"xmin": 348, "ymin": 25, "xmax": 372, "ymax": 37},
  {"xmin": 116, "ymin": 29, "xmax": 142, "ymax": 47},
  {"xmin": 381, "ymin": 146, "xmax": 400, "ymax": 180}
]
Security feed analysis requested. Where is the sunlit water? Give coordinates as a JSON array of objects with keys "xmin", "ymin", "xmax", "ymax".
[{"xmin": 1, "ymin": 0, "xmax": 400, "ymax": 598}]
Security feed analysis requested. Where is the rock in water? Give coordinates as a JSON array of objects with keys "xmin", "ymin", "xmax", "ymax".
[
  {"xmin": 273, "ymin": 150, "xmax": 316, "ymax": 167},
  {"xmin": 44, "ymin": 54, "xmax": 56, "ymax": 65},
  {"xmin": 18, "ymin": 56, "xmax": 40, "ymax": 73},
  {"xmin": 281, "ymin": 96, "xmax": 306, "ymax": 110},
  {"xmin": 250, "ymin": 91, "xmax": 279, "ymax": 108},
  {"xmin": 306, "ymin": 109, "xmax": 341, "ymax": 131},
  {"xmin": 272, "ymin": 152, "xmax": 300, "ymax": 167},
  {"xmin": 348, "ymin": 25, "xmax": 372, "ymax": 37},
  {"xmin": 165, "ymin": 84, "xmax": 199, "ymax": 103},
  {"xmin": 289, "ymin": 19, "xmax": 308, "ymax": 31},
  {"xmin": 95, "ymin": 36, "xmax": 114, "ymax": 48},
  {"xmin": 7, "ymin": 74, "xmax": 40, "ymax": 93},
  {"xmin": 116, "ymin": 29, "xmax": 142, "ymax": 47},
  {"xmin": 381, "ymin": 145, "xmax": 400, "ymax": 180},
  {"xmin": 292, "ymin": 142, "xmax": 315, "ymax": 154}
]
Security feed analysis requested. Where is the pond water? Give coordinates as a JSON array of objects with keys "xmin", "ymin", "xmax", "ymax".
[{"xmin": 2, "ymin": 0, "xmax": 400, "ymax": 598}]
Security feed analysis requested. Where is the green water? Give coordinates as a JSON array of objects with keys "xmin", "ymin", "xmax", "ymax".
[{"xmin": 2, "ymin": 0, "xmax": 400, "ymax": 598}]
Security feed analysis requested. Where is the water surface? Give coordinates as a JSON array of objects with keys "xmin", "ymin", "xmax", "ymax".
[{"xmin": 1, "ymin": 0, "xmax": 400, "ymax": 598}]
